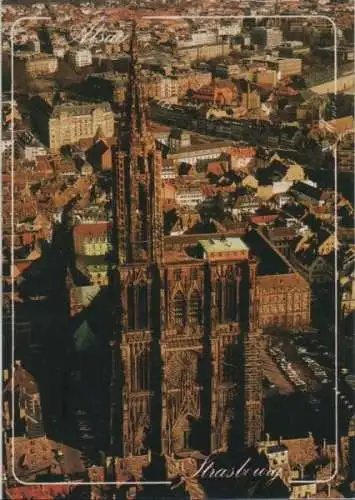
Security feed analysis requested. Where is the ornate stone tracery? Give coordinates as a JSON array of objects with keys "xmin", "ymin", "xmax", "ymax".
[{"xmin": 109, "ymin": 22, "xmax": 264, "ymax": 461}]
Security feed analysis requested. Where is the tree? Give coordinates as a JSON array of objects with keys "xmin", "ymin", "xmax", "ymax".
[{"xmin": 290, "ymin": 75, "xmax": 306, "ymax": 90}]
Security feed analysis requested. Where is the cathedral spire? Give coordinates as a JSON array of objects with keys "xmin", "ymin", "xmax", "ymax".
[
  {"xmin": 129, "ymin": 19, "xmax": 138, "ymax": 65},
  {"xmin": 125, "ymin": 20, "xmax": 151, "ymax": 152}
]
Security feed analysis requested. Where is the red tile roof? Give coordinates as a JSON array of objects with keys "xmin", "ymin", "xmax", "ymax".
[
  {"xmin": 207, "ymin": 162, "xmax": 225, "ymax": 176},
  {"xmin": 281, "ymin": 436, "xmax": 318, "ymax": 466},
  {"xmin": 230, "ymin": 147, "xmax": 257, "ymax": 158},
  {"xmin": 73, "ymin": 222, "xmax": 112, "ymax": 239},
  {"xmin": 6, "ymin": 485, "xmax": 79, "ymax": 499}
]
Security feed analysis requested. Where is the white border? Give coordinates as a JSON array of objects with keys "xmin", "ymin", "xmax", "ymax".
[{"xmin": 9, "ymin": 14, "xmax": 338, "ymax": 488}]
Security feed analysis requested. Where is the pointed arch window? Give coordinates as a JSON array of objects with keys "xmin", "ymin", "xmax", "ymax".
[
  {"xmin": 216, "ymin": 279, "xmax": 237, "ymax": 324},
  {"xmin": 135, "ymin": 349, "xmax": 150, "ymax": 391},
  {"xmin": 173, "ymin": 291, "xmax": 187, "ymax": 326},
  {"xmin": 189, "ymin": 290, "xmax": 202, "ymax": 325},
  {"xmin": 226, "ymin": 280, "xmax": 236, "ymax": 322},
  {"xmin": 138, "ymin": 156, "xmax": 146, "ymax": 174},
  {"xmin": 216, "ymin": 280, "xmax": 223, "ymax": 324},
  {"xmin": 137, "ymin": 282, "xmax": 149, "ymax": 330},
  {"xmin": 222, "ymin": 344, "xmax": 237, "ymax": 383},
  {"xmin": 183, "ymin": 430, "xmax": 191, "ymax": 449},
  {"xmin": 127, "ymin": 284, "xmax": 135, "ymax": 330}
]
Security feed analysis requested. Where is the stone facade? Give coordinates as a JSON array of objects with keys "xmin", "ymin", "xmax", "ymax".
[
  {"xmin": 14, "ymin": 52, "xmax": 58, "ymax": 76},
  {"xmin": 47, "ymin": 102, "xmax": 114, "ymax": 152},
  {"xmin": 108, "ymin": 23, "xmax": 263, "ymax": 460},
  {"xmin": 256, "ymin": 274, "xmax": 311, "ymax": 330}
]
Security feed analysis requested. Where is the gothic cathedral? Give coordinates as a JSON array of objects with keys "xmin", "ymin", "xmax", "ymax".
[{"xmin": 109, "ymin": 22, "xmax": 263, "ymax": 460}]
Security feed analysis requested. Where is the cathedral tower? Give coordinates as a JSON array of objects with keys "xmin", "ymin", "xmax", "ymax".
[
  {"xmin": 110, "ymin": 21, "xmax": 163, "ymax": 458},
  {"xmin": 112, "ymin": 21, "xmax": 163, "ymax": 265},
  {"xmin": 109, "ymin": 21, "xmax": 263, "ymax": 464}
]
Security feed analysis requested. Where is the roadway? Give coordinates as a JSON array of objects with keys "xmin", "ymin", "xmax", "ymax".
[
  {"xmin": 262, "ymin": 350, "xmax": 294, "ymax": 396},
  {"xmin": 310, "ymin": 73, "xmax": 355, "ymax": 95}
]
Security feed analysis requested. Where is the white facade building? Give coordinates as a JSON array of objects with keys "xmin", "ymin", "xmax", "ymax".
[
  {"xmin": 160, "ymin": 77, "xmax": 178, "ymax": 99},
  {"xmin": 266, "ymin": 28, "xmax": 283, "ymax": 48},
  {"xmin": 176, "ymin": 185, "xmax": 205, "ymax": 207},
  {"xmin": 28, "ymin": 39, "xmax": 41, "ymax": 52},
  {"xmin": 53, "ymin": 46, "xmax": 66, "ymax": 59},
  {"xmin": 16, "ymin": 131, "xmax": 47, "ymax": 162},
  {"xmin": 218, "ymin": 22, "xmax": 242, "ymax": 36},
  {"xmin": 1, "ymin": 133, "xmax": 13, "ymax": 161},
  {"xmin": 82, "ymin": 236, "xmax": 111, "ymax": 256},
  {"xmin": 68, "ymin": 49, "xmax": 92, "ymax": 68},
  {"xmin": 177, "ymin": 30, "xmax": 217, "ymax": 48},
  {"xmin": 162, "ymin": 161, "xmax": 177, "ymax": 180}
]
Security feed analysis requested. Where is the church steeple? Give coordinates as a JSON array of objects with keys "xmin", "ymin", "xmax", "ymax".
[
  {"xmin": 112, "ymin": 20, "xmax": 163, "ymax": 265},
  {"xmin": 123, "ymin": 20, "xmax": 154, "ymax": 154}
]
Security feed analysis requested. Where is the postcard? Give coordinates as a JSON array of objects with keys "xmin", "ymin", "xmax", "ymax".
[{"xmin": 2, "ymin": 1, "xmax": 354, "ymax": 498}]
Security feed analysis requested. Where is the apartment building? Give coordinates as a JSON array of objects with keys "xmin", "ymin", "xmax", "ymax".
[
  {"xmin": 175, "ymin": 71, "xmax": 212, "ymax": 97},
  {"xmin": 86, "ymin": 70, "xmax": 212, "ymax": 104},
  {"xmin": 250, "ymin": 56, "xmax": 302, "ymax": 77},
  {"xmin": 217, "ymin": 22, "xmax": 242, "ymax": 36},
  {"xmin": 68, "ymin": 49, "xmax": 92, "ymax": 68},
  {"xmin": 73, "ymin": 222, "xmax": 112, "ymax": 256},
  {"xmin": 167, "ymin": 141, "xmax": 234, "ymax": 167},
  {"xmin": 251, "ymin": 27, "xmax": 283, "ymax": 49},
  {"xmin": 27, "ymin": 39, "xmax": 41, "ymax": 53},
  {"xmin": 177, "ymin": 30, "xmax": 218, "ymax": 48},
  {"xmin": 175, "ymin": 183, "xmax": 206, "ymax": 207},
  {"xmin": 16, "ymin": 131, "xmax": 47, "ymax": 162},
  {"xmin": 51, "ymin": 102, "xmax": 114, "ymax": 151},
  {"xmin": 176, "ymin": 42, "xmax": 230, "ymax": 62},
  {"xmin": 31, "ymin": 98, "xmax": 115, "ymax": 152},
  {"xmin": 253, "ymin": 69, "xmax": 278, "ymax": 86},
  {"xmin": 14, "ymin": 52, "xmax": 58, "ymax": 76},
  {"xmin": 52, "ymin": 46, "xmax": 66, "ymax": 59},
  {"xmin": 1, "ymin": 132, "xmax": 13, "ymax": 161}
]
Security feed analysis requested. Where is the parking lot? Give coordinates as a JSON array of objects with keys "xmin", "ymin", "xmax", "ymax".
[
  {"xmin": 264, "ymin": 333, "xmax": 354, "ymax": 435},
  {"xmin": 262, "ymin": 350, "xmax": 295, "ymax": 396}
]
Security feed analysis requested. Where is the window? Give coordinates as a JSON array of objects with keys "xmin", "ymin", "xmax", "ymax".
[
  {"xmin": 226, "ymin": 280, "xmax": 236, "ymax": 322},
  {"xmin": 191, "ymin": 269, "xmax": 198, "ymax": 280},
  {"xmin": 137, "ymin": 283, "xmax": 148, "ymax": 330},
  {"xmin": 174, "ymin": 269, "xmax": 182, "ymax": 281},
  {"xmin": 216, "ymin": 280, "xmax": 223, "ymax": 323},
  {"xmin": 189, "ymin": 290, "xmax": 202, "ymax": 325},
  {"xmin": 183, "ymin": 430, "xmax": 190, "ymax": 449},
  {"xmin": 127, "ymin": 284, "xmax": 135, "ymax": 330},
  {"xmin": 222, "ymin": 344, "xmax": 236, "ymax": 382},
  {"xmin": 173, "ymin": 291, "xmax": 187, "ymax": 326},
  {"xmin": 135, "ymin": 350, "xmax": 149, "ymax": 391}
]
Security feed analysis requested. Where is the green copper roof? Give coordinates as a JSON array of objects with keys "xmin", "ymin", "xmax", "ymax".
[
  {"xmin": 74, "ymin": 320, "xmax": 96, "ymax": 352},
  {"xmin": 199, "ymin": 237, "xmax": 249, "ymax": 254}
]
